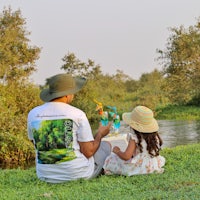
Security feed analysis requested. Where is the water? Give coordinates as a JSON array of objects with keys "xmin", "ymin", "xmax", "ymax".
[
  {"xmin": 118, "ymin": 120, "xmax": 200, "ymax": 148},
  {"xmin": 158, "ymin": 120, "xmax": 200, "ymax": 148}
]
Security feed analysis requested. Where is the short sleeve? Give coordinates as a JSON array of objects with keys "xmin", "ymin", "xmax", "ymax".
[
  {"xmin": 76, "ymin": 113, "xmax": 94, "ymax": 142},
  {"xmin": 127, "ymin": 132, "xmax": 138, "ymax": 143}
]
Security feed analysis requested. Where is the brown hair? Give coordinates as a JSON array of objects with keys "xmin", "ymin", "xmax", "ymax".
[{"xmin": 132, "ymin": 128, "xmax": 163, "ymax": 157}]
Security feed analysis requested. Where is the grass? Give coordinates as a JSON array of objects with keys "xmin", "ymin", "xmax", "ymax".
[
  {"xmin": 156, "ymin": 105, "xmax": 200, "ymax": 120},
  {"xmin": 0, "ymin": 143, "xmax": 200, "ymax": 200}
]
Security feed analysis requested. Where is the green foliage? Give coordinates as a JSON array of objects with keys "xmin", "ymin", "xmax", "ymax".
[
  {"xmin": 157, "ymin": 19, "xmax": 200, "ymax": 105},
  {"xmin": 0, "ymin": 144, "xmax": 199, "ymax": 200},
  {"xmin": 187, "ymin": 93, "xmax": 200, "ymax": 106},
  {"xmin": 131, "ymin": 69, "xmax": 170, "ymax": 110},
  {"xmin": 0, "ymin": 83, "xmax": 42, "ymax": 164},
  {"xmin": 61, "ymin": 52, "xmax": 103, "ymax": 78},
  {"xmin": 124, "ymin": 78, "xmax": 139, "ymax": 92},
  {"xmin": 32, "ymin": 119, "xmax": 76, "ymax": 164},
  {"xmin": 155, "ymin": 105, "xmax": 200, "ymax": 120},
  {"xmin": 0, "ymin": 131, "xmax": 35, "ymax": 164},
  {"xmin": 34, "ymin": 120, "xmax": 66, "ymax": 150},
  {"xmin": 0, "ymin": 7, "xmax": 41, "ymax": 165},
  {"xmin": 0, "ymin": 7, "xmax": 41, "ymax": 83}
]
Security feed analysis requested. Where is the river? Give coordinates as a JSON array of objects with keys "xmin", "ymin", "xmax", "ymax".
[
  {"xmin": 158, "ymin": 120, "xmax": 200, "ymax": 148},
  {"xmin": 105, "ymin": 120, "xmax": 200, "ymax": 149}
]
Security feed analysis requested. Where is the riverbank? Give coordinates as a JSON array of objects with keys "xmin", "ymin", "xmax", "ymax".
[
  {"xmin": 156, "ymin": 105, "xmax": 200, "ymax": 120},
  {"xmin": 1, "ymin": 143, "xmax": 199, "ymax": 200}
]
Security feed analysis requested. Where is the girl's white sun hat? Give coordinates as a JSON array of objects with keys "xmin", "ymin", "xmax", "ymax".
[{"xmin": 122, "ymin": 106, "xmax": 159, "ymax": 133}]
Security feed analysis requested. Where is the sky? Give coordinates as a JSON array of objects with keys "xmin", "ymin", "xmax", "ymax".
[{"xmin": 1, "ymin": 0, "xmax": 200, "ymax": 85}]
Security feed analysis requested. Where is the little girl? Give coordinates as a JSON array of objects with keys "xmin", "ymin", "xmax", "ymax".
[{"xmin": 103, "ymin": 105, "xmax": 165, "ymax": 176}]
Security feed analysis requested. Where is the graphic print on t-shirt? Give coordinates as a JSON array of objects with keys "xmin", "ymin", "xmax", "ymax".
[{"xmin": 32, "ymin": 119, "xmax": 76, "ymax": 164}]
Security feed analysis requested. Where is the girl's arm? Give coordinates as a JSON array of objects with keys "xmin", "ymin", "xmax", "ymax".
[{"xmin": 113, "ymin": 139, "xmax": 136, "ymax": 161}]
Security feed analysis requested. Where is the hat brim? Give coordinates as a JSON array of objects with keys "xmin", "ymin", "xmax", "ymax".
[
  {"xmin": 122, "ymin": 112, "xmax": 159, "ymax": 133},
  {"xmin": 40, "ymin": 77, "xmax": 86, "ymax": 102}
]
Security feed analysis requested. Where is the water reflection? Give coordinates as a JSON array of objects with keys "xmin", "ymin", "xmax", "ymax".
[
  {"xmin": 118, "ymin": 120, "xmax": 200, "ymax": 148},
  {"xmin": 158, "ymin": 120, "xmax": 200, "ymax": 148}
]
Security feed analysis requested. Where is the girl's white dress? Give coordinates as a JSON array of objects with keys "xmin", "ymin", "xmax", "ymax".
[{"xmin": 103, "ymin": 132, "xmax": 165, "ymax": 176}]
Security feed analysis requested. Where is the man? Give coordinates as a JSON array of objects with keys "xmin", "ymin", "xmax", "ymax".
[{"xmin": 27, "ymin": 73, "xmax": 111, "ymax": 183}]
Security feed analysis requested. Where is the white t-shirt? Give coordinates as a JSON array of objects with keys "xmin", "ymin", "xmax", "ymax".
[{"xmin": 27, "ymin": 102, "xmax": 94, "ymax": 183}]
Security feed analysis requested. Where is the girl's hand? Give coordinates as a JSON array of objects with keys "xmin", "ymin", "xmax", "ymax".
[{"xmin": 113, "ymin": 146, "xmax": 121, "ymax": 154}]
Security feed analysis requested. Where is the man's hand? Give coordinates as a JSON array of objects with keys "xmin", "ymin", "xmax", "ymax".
[{"xmin": 95, "ymin": 122, "xmax": 112, "ymax": 138}]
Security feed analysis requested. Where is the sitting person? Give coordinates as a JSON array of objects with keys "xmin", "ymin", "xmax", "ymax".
[
  {"xmin": 103, "ymin": 105, "xmax": 165, "ymax": 176},
  {"xmin": 27, "ymin": 73, "xmax": 111, "ymax": 183}
]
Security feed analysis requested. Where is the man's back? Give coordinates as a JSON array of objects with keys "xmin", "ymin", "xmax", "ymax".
[{"xmin": 28, "ymin": 102, "xmax": 94, "ymax": 183}]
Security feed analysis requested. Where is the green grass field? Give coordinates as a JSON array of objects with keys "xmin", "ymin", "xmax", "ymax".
[{"xmin": 0, "ymin": 143, "xmax": 200, "ymax": 200}]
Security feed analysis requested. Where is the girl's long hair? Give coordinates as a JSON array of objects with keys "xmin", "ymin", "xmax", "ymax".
[{"xmin": 132, "ymin": 128, "xmax": 163, "ymax": 157}]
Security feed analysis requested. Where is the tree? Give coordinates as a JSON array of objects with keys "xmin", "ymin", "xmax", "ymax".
[
  {"xmin": 133, "ymin": 70, "xmax": 168, "ymax": 110},
  {"xmin": 0, "ymin": 7, "xmax": 41, "ymax": 165},
  {"xmin": 125, "ymin": 79, "xmax": 139, "ymax": 93},
  {"xmin": 157, "ymin": 19, "xmax": 200, "ymax": 105},
  {"xmin": 0, "ymin": 7, "xmax": 40, "ymax": 84},
  {"xmin": 61, "ymin": 52, "xmax": 102, "ymax": 78}
]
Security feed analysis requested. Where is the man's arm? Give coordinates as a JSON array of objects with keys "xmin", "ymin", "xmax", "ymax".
[{"xmin": 78, "ymin": 122, "xmax": 111, "ymax": 158}]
